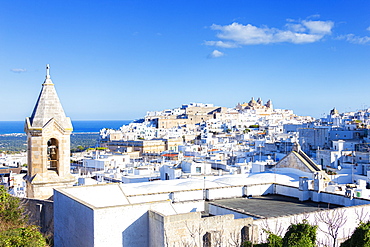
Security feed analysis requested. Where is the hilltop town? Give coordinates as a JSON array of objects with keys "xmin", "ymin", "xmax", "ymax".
[
  {"xmin": 91, "ymin": 99, "xmax": 370, "ymax": 185},
  {"xmin": 2, "ymin": 66, "xmax": 370, "ymax": 246}
]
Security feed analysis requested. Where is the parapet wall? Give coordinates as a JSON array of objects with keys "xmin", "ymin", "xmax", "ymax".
[
  {"xmin": 274, "ymin": 183, "xmax": 370, "ymax": 207},
  {"xmin": 127, "ymin": 183, "xmax": 274, "ymax": 205},
  {"xmin": 125, "ymin": 181, "xmax": 370, "ymax": 209}
]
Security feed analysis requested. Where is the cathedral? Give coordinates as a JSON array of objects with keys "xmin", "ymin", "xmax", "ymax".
[{"xmin": 236, "ymin": 97, "xmax": 273, "ymax": 114}]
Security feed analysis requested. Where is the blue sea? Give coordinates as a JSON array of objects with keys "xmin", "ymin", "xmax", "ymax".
[{"xmin": 0, "ymin": 120, "xmax": 132, "ymax": 134}]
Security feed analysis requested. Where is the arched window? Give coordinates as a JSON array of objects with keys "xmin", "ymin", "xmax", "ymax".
[
  {"xmin": 203, "ymin": 232, "xmax": 211, "ymax": 247},
  {"xmin": 47, "ymin": 138, "xmax": 59, "ymax": 172}
]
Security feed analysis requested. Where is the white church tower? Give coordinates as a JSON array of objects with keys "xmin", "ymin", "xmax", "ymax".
[{"xmin": 24, "ymin": 65, "xmax": 75, "ymax": 199}]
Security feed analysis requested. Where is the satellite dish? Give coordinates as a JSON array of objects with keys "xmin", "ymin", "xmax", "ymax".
[{"xmin": 338, "ymin": 166, "xmax": 342, "ymax": 171}]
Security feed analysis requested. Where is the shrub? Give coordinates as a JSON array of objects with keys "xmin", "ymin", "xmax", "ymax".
[
  {"xmin": 255, "ymin": 222, "xmax": 316, "ymax": 247},
  {"xmin": 282, "ymin": 222, "xmax": 317, "ymax": 247},
  {"xmin": 0, "ymin": 226, "xmax": 47, "ymax": 247},
  {"xmin": 0, "ymin": 186, "xmax": 25, "ymax": 228},
  {"xmin": 0, "ymin": 186, "xmax": 47, "ymax": 247},
  {"xmin": 341, "ymin": 221, "xmax": 370, "ymax": 247}
]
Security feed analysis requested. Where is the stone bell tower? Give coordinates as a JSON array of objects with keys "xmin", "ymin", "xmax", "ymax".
[{"xmin": 24, "ymin": 64, "xmax": 75, "ymax": 199}]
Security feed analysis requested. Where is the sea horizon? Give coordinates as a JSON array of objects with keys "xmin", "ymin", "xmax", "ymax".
[{"xmin": 0, "ymin": 120, "xmax": 132, "ymax": 134}]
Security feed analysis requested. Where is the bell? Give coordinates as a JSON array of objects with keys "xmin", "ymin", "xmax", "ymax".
[{"xmin": 51, "ymin": 148, "xmax": 56, "ymax": 155}]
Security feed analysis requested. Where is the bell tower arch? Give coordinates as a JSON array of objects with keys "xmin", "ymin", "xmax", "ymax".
[
  {"xmin": 47, "ymin": 138, "xmax": 59, "ymax": 171},
  {"xmin": 24, "ymin": 64, "xmax": 75, "ymax": 199}
]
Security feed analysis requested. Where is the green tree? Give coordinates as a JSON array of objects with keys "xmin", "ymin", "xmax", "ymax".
[
  {"xmin": 341, "ymin": 221, "xmax": 370, "ymax": 247},
  {"xmin": 0, "ymin": 186, "xmax": 47, "ymax": 247},
  {"xmin": 253, "ymin": 221, "xmax": 317, "ymax": 247},
  {"xmin": 243, "ymin": 128, "xmax": 251, "ymax": 134},
  {"xmin": 249, "ymin": 232, "xmax": 283, "ymax": 247},
  {"xmin": 282, "ymin": 222, "xmax": 317, "ymax": 247}
]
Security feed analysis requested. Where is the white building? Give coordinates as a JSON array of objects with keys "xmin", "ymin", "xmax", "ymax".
[{"xmin": 54, "ymin": 170, "xmax": 370, "ymax": 247}]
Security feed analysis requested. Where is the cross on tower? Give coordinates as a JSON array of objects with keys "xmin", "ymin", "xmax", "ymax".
[{"xmin": 46, "ymin": 64, "xmax": 50, "ymax": 78}]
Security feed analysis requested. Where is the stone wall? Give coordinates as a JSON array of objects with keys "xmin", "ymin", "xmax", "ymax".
[
  {"xmin": 24, "ymin": 198, "xmax": 54, "ymax": 235},
  {"xmin": 150, "ymin": 210, "xmax": 255, "ymax": 247}
]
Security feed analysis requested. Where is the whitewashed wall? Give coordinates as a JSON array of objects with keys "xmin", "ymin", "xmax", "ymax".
[
  {"xmin": 128, "ymin": 193, "xmax": 170, "ymax": 204},
  {"xmin": 54, "ymin": 190, "xmax": 95, "ymax": 247},
  {"xmin": 208, "ymin": 203, "xmax": 253, "ymax": 219},
  {"xmin": 171, "ymin": 189, "xmax": 204, "ymax": 202},
  {"xmin": 275, "ymin": 184, "xmax": 301, "ymax": 198},
  {"xmin": 93, "ymin": 200, "xmax": 179, "ymax": 247},
  {"xmin": 55, "ymin": 188, "xmax": 207, "ymax": 247},
  {"xmin": 243, "ymin": 183, "xmax": 273, "ymax": 196},
  {"xmin": 206, "ymin": 186, "xmax": 244, "ymax": 200},
  {"xmin": 254, "ymin": 204, "xmax": 370, "ymax": 246},
  {"xmin": 172, "ymin": 200, "xmax": 205, "ymax": 213}
]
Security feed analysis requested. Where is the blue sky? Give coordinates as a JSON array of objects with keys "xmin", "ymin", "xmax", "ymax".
[{"xmin": 1, "ymin": 1, "xmax": 370, "ymax": 121}]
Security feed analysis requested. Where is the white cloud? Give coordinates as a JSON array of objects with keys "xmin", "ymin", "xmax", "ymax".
[
  {"xmin": 285, "ymin": 23, "xmax": 306, "ymax": 32},
  {"xmin": 306, "ymin": 14, "xmax": 321, "ymax": 20},
  {"xmin": 337, "ymin": 34, "xmax": 370, "ymax": 44},
  {"xmin": 208, "ymin": 50, "xmax": 225, "ymax": 58},
  {"xmin": 204, "ymin": 40, "xmax": 238, "ymax": 48},
  {"xmin": 10, "ymin": 68, "xmax": 27, "ymax": 73},
  {"xmin": 302, "ymin": 20, "xmax": 333, "ymax": 34},
  {"xmin": 367, "ymin": 26, "xmax": 370, "ymax": 32},
  {"xmin": 206, "ymin": 18, "xmax": 334, "ymax": 47}
]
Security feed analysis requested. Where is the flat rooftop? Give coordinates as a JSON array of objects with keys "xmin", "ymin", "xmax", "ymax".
[{"xmin": 211, "ymin": 194, "xmax": 342, "ymax": 218}]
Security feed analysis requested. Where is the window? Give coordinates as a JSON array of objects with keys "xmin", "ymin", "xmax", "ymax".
[
  {"xmin": 203, "ymin": 232, "xmax": 211, "ymax": 247},
  {"xmin": 196, "ymin": 167, "xmax": 201, "ymax": 173}
]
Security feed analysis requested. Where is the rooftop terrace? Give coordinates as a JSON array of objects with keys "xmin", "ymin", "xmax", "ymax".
[{"xmin": 211, "ymin": 194, "xmax": 342, "ymax": 219}]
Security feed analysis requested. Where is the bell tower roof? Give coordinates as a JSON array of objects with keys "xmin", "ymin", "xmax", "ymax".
[{"xmin": 28, "ymin": 64, "xmax": 72, "ymax": 130}]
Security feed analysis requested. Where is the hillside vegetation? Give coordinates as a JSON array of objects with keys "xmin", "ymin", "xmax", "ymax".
[{"xmin": 0, "ymin": 185, "xmax": 47, "ymax": 247}]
